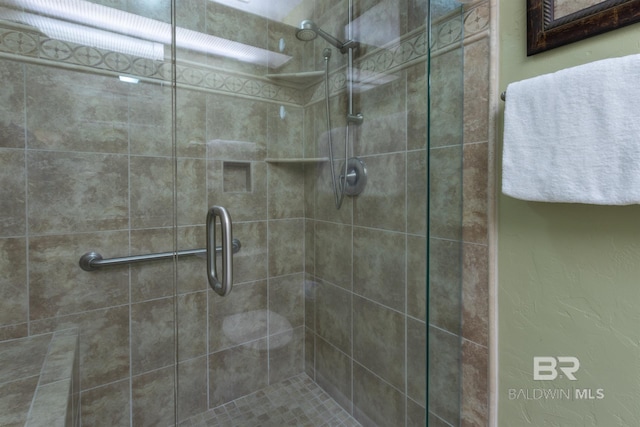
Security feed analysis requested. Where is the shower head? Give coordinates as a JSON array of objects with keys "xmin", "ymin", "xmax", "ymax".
[
  {"xmin": 295, "ymin": 20, "xmax": 318, "ymax": 42},
  {"xmin": 295, "ymin": 19, "xmax": 358, "ymax": 54}
]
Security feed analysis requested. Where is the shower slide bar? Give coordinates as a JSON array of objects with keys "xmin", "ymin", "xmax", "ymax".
[{"xmin": 78, "ymin": 239, "xmax": 241, "ymax": 272}]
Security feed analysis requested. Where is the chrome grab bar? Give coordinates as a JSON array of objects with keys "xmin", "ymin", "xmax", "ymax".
[
  {"xmin": 78, "ymin": 239, "xmax": 241, "ymax": 272},
  {"xmin": 206, "ymin": 205, "xmax": 233, "ymax": 296}
]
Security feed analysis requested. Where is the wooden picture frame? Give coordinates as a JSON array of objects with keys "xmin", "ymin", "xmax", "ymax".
[{"xmin": 527, "ymin": 0, "xmax": 640, "ymax": 55}]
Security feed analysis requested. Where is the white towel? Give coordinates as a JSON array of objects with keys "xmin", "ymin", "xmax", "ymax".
[{"xmin": 502, "ymin": 54, "xmax": 640, "ymax": 205}]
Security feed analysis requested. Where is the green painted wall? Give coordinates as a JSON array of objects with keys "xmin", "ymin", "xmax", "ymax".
[{"xmin": 498, "ymin": 1, "xmax": 640, "ymax": 425}]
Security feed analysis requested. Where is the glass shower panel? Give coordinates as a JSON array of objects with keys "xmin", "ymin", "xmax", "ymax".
[
  {"xmin": 301, "ymin": 0, "xmax": 433, "ymax": 426},
  {"xmin": 173, "ymin": 0, "xmax": 437, "ymax": 426},
  {"xmin": 0, "ymin": 0, "xmax": 179, "ymax": 425},
  {"xmin": 0, "ymin": 0, "xmax": 462, "ymax": 425},
  {"xmin": 173, "ymin": 0, "xmax": 312, "ymax": 423},
  {"xmin": 428, "ymin": 1, "xmax": 465, "ymax": 426}
]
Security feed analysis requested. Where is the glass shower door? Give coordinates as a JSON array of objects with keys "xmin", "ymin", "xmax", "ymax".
[
  {"xmin": 172, "ymin": 1, "xmax": 311, "ymax": 422},
  {"xmin": 0, "ymin": 0, "xmax": 465, "ymax": 424},
  {"xmin": 0, "ymin": 0, "xmax": 182, "ymax": 425}
]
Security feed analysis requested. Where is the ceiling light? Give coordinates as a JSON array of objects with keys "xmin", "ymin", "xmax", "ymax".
[
  {"xmin": 119, "ymin": 75, "xmax": 139, "ymax": 83},
  {"xmin": 0, "ymin": 0, "xmax": 291, "ymax": 67}
]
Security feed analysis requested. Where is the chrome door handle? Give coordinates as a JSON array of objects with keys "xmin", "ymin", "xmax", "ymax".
[{"xmin": 206, "ymin": 205, "xmax": 233, "ymax": 296}]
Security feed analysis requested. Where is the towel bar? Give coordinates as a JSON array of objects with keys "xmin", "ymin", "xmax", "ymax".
[{"xmin": 78, "ymin": 239, "xmax": 241, "ymax": 271}]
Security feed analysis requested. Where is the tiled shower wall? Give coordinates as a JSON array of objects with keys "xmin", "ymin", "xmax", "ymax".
[
  {"xmin": 0, "ymin": 1, "xmax": 310, "ymax": 424},
  {"xmin": 302, "ymin": 1, "xmax": 491, "ymax": 426},
  {"xmin": 460, "ymin": 1, "xmax": 491, "ymax": 425},
  {"xmin": 0, "ymin": 1, "xmax": 492, "ymax": 426},
  {"xmin": 427, "ymin": 1, "xmax": 492, "ymax": 425}
]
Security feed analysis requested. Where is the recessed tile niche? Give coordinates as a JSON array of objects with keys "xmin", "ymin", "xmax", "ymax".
[{"xmin": 223, "ymin": 162, "xmax": 252, "ymax": 193}]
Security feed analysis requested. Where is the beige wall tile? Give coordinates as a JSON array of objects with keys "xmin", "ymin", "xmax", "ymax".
[
  {"xmin": 315, "ymin": 281, "xmax": 352, "ymax": 354},
  {"xmin": 29, "ymin": 232, "xmax": 129, "ymax": 320},
  {"xmin": 353, "ymin": 362, "xmax": 406, "ymax": 427},
  {"xmin": 461, "ymin": 339, "xmax": 488, "ymax": 427},
  {"xmin": 28, "ymin": 151, "xmax": 129, "ymax": 234},
  {"xmin": 462, "ymin": 242, "xmax": 489, "ymax": 346},
  {"xmin": 269, "ymin": 273, "xmax": 304, "ymax": 334},
  {"xmin": 0, "ymin": 237, "xmax": 27, "ymax": 327},
  {"xmin": 314, "ymin": 221, "xmax": 353, "ymax": 289},
  {"xmin": 407, "ymin": 317, "xmax": 426, "ymax": 403},
  {"xmin": 208, "ymin": 339, "xmax": 268, "ymax": 408},
  {"xmin": 0, "ymin": 149, "xmax": 25, "ymax": 236},
  {"xmin": 268, "ymin": 326, "xmax": 304, "ymax": 383},
  {"xmin": 25, "ymin": 65, "xmax": 128, "ymax": 154},
  {"xmin": 177, "ymin": 356, "xmax": 208, "ymax": 422},
  {"xmin": 315, "ymin": 335, "xmax": 352, "ymax": 412},
  {"xmin": 429, "ymin": 238, "xmax": 463, "ymax": 334},
  {"xmin": 463, "ymin": 142, "xmax": 489, "ymax": 244},
  {"xmin": 178, "ymin": 291, "xmax": 208, "ymax": 362},
  {"xmin": 131, "ymin": 297, "xmax": 175, "ymax": 375},
  {"xmin": 0, "ymin": 60, "xmax": 25, "ymax": 149},
  {"xmin": 429, "ymin": 326, "xmax": 461, "ymax": 425},
  {"xmin": 268, "ymin": 219, "xmax": 305, "ymax": 277},
  {"xmin": 353, "ymin": 296, "xmax": 406, "ymax": 391},
  {"xmin": 80, "ymin": 380, "xmax": 130, "ymax": 427},
  {"xmin": 407, "ymin": 149, "xmax": 427, "ymax": 236},
  {"xmin": 463, "ymin": 37, "xmax": 490, "ymax": 144},
  {"xmin": 353, "ymin": 227, "xmax": 406, "ymax": 311},
  {"xmin": 353, "ymin": 153, "xmax": 407, "ymax": 232},
  {"xmin": 208, "ymin": 280, "xmax": 267, "ymax": 352},
  {"xmin": 130, "ymin": 156, "xmax": 174, "ymax": 229},
  {"xmin": 268, "ymin": 164, "xmax": 305, "ymax": 219},
  {"xmin": 429, "ymin": 145, "xmax": 463, "ymax": 240},
  {"xmin": 132, "ymin": 367, "xmax": 175, "ymax": 426}
]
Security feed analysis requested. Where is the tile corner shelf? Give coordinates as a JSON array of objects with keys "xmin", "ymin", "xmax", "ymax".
[
  {"xmin": 265, "ymin": 71, "xmax": 324, "ymax": 87},
  {"xmin": 265, "ymin": 157, "xmax": 329, "ymax": 164}
]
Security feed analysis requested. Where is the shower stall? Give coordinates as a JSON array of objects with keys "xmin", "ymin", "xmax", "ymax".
[{"xmin": 0, "ymin": 0, "xmax": 468, "ymax": 425}]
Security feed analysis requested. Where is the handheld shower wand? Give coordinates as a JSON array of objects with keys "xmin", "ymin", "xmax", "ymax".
[{"xmin": 295, "ymin": 17, "xmax": 367, "ymax": 209}]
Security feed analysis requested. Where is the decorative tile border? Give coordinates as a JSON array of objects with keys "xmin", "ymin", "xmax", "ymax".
[
  {"xmin": 0, "ymin": 24, "xmax": 301, "ymax": 105},
  {"xmin": 432, "ymin": 0, "xmax": 490, "ymax": 53}
]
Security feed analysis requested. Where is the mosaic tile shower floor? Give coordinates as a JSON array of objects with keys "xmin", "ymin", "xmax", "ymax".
[{"xmin": 179, "ymin": 373, "xmax": 362, "ymax": 427}]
